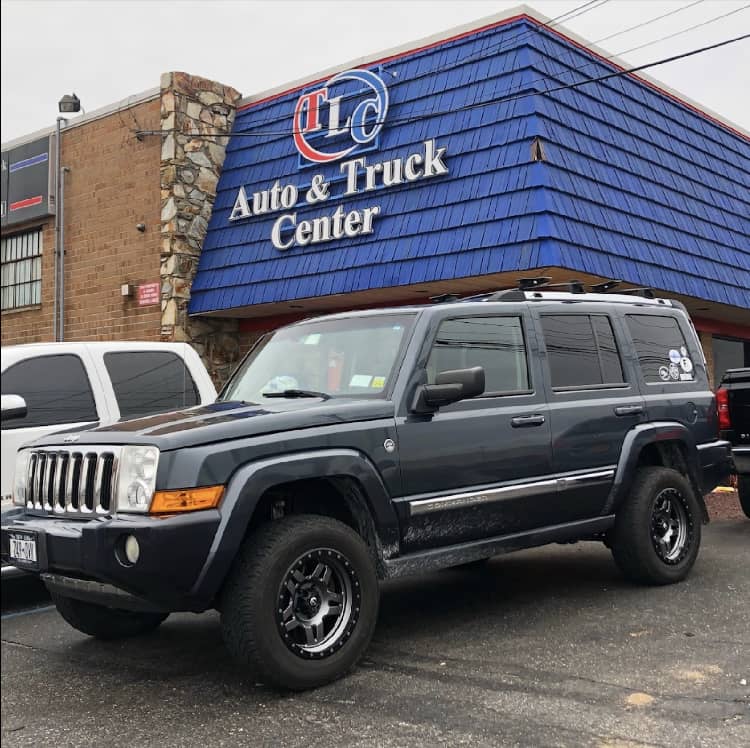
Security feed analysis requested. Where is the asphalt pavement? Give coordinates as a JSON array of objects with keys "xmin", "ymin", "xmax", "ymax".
[{"xmin": 2, "ymin": 520, "xmax": 748, "ymax": 747}]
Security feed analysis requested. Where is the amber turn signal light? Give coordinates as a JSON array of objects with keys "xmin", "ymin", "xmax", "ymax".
[{"xmin": 149, "ymin": 485, "xmax": 224, "ymax": 514}]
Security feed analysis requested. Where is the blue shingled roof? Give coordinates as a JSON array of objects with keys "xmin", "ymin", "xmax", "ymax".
[{"xmin": 190, "ymin": 15, "xmax": 750, "ymax": 315}]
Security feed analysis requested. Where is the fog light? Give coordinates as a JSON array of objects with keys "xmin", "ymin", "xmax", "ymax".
[{"xmin": 124, "ymin": 535, "xmax": 140, "ymax": 565}]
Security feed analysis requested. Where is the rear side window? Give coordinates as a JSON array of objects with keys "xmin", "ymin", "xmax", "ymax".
[
  {"xmin": 426, "ymin": 316, "xmax": 529, "ymax": 394},
  {"xmin": 541, "ymin": 314, "xmax": 625, "ymax": 389},
  {"xmin": 625, "ymin": 314, "xmax": 696, "ymax": 384},
  {"xmin": 1, "ymin": 354, "xmax": 98, "ymax": 428},
  {"xmin": 104, "ymin": 351, "xmax": 199, "ymax": 419}
]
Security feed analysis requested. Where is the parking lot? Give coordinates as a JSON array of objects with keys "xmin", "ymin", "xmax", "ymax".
[{"xmin": 3, "ymin": 519, "xmax": 748, "ymax": 747}]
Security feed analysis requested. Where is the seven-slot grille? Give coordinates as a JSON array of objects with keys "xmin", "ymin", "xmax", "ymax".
[{"xmin": 25, "ymin": 447, "xmax": 120, "ymax": 515}]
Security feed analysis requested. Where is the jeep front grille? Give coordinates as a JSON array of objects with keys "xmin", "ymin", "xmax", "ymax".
[{"xmin": 25, "ymin": 447, "xmax": 120, "ymax": 515}]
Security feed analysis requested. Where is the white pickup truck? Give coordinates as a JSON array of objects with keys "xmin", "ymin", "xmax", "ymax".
[{"xmin": 1, "ymin": 342, "xmax": 217, "ymax": 512}]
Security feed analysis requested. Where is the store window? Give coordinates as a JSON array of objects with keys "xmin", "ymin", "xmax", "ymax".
[
  {"xmin": 426, "ymin": 316, "xmax": 529, "ymax": 394},
  {"xmin": 541, "ymin": 314, "xmax": 625, "ymax": 389},
  {"xmin": 104, "ymin": 351, "xmax": 199, "ymax": 419},
  {"xmin": 1, "ymin": 229, "xmax": 43, "ymax": 310},
  {"xmin": 713, "ymin": 336, "xmax": 750, "ymax": 385},
  {"xmin": 1, "ymin": 355, "xmax": 98, "ymax": 428}
]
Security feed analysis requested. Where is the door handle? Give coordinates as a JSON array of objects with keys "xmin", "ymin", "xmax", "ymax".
[
  {"xmin": 511, "ymin": 414, "xmax": 545, "ymax": 427},
  {"xmin": 614, "ymin": 405, "xmax": 643, "ymax": 417}
]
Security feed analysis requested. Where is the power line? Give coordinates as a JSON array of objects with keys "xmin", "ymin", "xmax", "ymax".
[
  {"xmin": 211, "ymin": 0, "xmax": 615, "ymax": 136},
  {"xmin": 228, "ymin": 1, "xmax": 744, "ymax": 139},
  {"xmin": 148, "ymin": 33, "xmax": 747, "ymax": 140},
  {"xmin": 594, "ymin": 0, "xmax": 706, "ymax": 45}
]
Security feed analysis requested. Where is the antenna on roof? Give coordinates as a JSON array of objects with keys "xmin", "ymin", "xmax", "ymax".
[{"xmin": 591, "ymin": 280, "xmax": 621, "ymax": 293}]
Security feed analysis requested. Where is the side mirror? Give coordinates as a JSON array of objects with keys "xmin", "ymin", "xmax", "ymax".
[
  {"xmin": 412, "ymin": 366, "xmax": 485, "ymax": 413},
  {"xmin": 1, "ymin": 394, "xmax": 27, "ymax": 422}
]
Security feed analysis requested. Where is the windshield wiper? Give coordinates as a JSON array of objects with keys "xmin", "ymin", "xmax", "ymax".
[{"xmin": 262, "ymin": 389, "xmax": 331, "ymax": 400}]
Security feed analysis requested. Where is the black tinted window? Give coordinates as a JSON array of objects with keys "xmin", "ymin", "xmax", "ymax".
[
  {"xmin": 427, "ymin": 316, "xmax": 529, "ymax": 394},
  {"xmin": 1, "ymin": 354, "xmax": 98, "ymax": 428},
  {"xmin": 104, "ymin": 352, "xmax": 199, "ymax": 419},
  {"xmin": 626, "ymin": 314, "xmax": 695, "ymax": 383},
  {"xmin": 542, "ymin": 314, "xmax": 625, "ymax": 388}
]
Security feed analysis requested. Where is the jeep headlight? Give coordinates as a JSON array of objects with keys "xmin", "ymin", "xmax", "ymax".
[
  {"xmin": 13, "ymin": 449, "xmax": 31, "ymax": 506},
  {"xmin": 115, "ymin": 446, "xmax": 160, "ymax": 513}
]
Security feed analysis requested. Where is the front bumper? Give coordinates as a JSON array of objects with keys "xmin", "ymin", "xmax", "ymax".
[{"xmin": 1, "ymin": 508, "xmax": 220, "ymax": 611}]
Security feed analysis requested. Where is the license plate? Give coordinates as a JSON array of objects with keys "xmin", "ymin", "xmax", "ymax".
[{"xmin": 9, "ymin": 533, "xmax": 37, "ymax": 565}]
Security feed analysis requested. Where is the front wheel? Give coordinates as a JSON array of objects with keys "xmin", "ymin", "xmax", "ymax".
[
  {"xmin": 738, "ymin": 476, "xmax": 750, "ymax": 519},
  {"xmin": 609, "ymin": 467, "xmax": 702, "ymax": 585},
  {"xmin": 51, "ymin": 593, "xmax": 168, "ymax": 639},
  {"xmin": 220, "ymin": 515, "xmax": 379, "ymax": 690}
]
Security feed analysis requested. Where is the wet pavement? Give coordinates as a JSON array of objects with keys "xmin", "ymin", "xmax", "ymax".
[{"xmin": 2, "ymin": 520, "xmax": 748, "ymax": 747}]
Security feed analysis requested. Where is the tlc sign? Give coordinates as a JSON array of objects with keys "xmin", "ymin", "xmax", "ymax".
[{"xmin": 293, "ymin": 68, "xmax": 389, "ymax": 164}]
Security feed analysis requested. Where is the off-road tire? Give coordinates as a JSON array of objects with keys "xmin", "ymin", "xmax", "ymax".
[
  {"xmin": 738, "ymin": 476, "xmax": 750, "ymax": 519},
  {"xmin": 220, "ymin": 514, "xmax": 379, "ymax": 691},
  {"xmin": 610, "ymin": 467, "xmax": 701, "ymax": 585},
  {"xmin": 51, "ymin": 593, "xmax": 168, "ymax": 639}
]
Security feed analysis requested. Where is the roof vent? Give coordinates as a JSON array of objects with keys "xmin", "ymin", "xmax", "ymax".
[{"xmin": 531, "ymin": 137, "xmax": 547, "ymax": 162}]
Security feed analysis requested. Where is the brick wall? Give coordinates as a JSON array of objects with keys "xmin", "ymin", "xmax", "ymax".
[{"xmin": 1, "ymin": 98, "xmax": 162, "ymax": 345}]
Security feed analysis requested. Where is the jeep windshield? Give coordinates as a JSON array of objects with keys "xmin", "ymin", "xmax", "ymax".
[{"xmin": 221, "ymin": 313, "xmax": 416, "ymax": 403}]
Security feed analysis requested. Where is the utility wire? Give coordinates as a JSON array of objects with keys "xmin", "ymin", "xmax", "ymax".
[
  {"xmin": 227, "ymin": 0, "xmax": 740, "ymax": 138},
  {"xmin": 142, "ymin": 33, "xmax": 747, "ymax": 139}
]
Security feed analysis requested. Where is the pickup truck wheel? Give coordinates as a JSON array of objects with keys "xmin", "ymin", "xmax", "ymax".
[
  {"xmin": 738, "ymin": 476, "xmax": 750, "ymax": 519},
  {"xmin": 610, "ymin": 467, "xmax": 701, "ymax": 585},
  {"xmin": 220, "ymin": 515, "xmax": 379, "ymax": 690},
  {"xmin": 51, "ymin": 593, "xmax": 168, "ymax": 639}
]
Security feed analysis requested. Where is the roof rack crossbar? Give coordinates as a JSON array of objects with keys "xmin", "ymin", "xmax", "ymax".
[
  {"xmin": 591, "ymin": 279, "xmax": 621, "ymax": 293},
  {"xmin": 518, "ymin": 276, "xmax": 552, "ymax": 290},
  {"xmin": 619, "ymin": 287, "xmax": 655, "ymax": 299}
]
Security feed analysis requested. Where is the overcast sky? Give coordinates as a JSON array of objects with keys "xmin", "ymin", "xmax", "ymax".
[{"xmin": 2, "ymin": 0, "xmax": 749, "ymax": 143}]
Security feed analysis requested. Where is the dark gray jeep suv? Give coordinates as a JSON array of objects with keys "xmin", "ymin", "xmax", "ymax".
[{"xmin": 1, "ymin": 281, "xmax": 732, "ymax": 689}]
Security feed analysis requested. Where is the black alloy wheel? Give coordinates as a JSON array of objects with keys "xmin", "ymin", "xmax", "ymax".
[
  {"xmin": 610, "ymin": 466, "xmax": 702, "ymax": 585},
  {"xmin": 276, "ymin": 548, "xmax": 361, "ymax": 659}
]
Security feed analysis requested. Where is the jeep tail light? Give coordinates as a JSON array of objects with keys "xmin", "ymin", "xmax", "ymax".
[{"xmin": 716, "ymin": 387, "xmax": 731, "ymax": 430}]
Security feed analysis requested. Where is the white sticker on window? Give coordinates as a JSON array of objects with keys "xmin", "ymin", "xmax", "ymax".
[
  {"xmin": 349, "ymin": 374, "xmax": 373, "ymax": 387},
  {"xmin": 680, "ymin": 357, "xmax": 693, "ymax": 373},
  {"xmin": 669, "ymin": 349, "xmax": 681, "ymax": 364},
  {"xmin": 658, "ymin": 366, "xmax": 670, "ymax": 381},
  {"xmin": 669, "ymin": 364, "xmax": 680, "ymax": 380}
]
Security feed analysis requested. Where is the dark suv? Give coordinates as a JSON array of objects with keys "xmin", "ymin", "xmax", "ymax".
[{"xmin": 1, "ymin": 282, "xmax": 732, "ymax": 689}]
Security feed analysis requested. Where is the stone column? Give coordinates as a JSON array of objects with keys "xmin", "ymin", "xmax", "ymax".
[{"xmin": 159, "ymin": 71, "xmax": 242, "ymax": 386}]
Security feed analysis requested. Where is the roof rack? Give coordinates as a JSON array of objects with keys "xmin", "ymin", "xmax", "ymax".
[
  {"xmin": 591, "ymin": 279, "xmax": 621, "ymax": 293},
  {"xmin": 429, "ymin": 293, "xmax": 461, "ymax": 304},
  {"xmin": 619, "ymin": 287, "xmax": 655, "ymax": 299}
]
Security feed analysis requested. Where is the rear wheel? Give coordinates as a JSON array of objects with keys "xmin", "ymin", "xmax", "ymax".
[
  {"xmin": 51, "ymin": 593, "xmax": 168, "ymax": 639},
  {"xmin": 220, "ymin": 515, "xmax": 379, "ymax": 690},
  {"xmin": 738, "ymin": 476, "xmax": 750, "ymax": 519},
  {"xmin": 610, "ymin": 467, "xmax": 701, "ymax": 585}
]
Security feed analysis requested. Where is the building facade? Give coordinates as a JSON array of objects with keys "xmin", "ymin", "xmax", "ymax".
[{"xmin": 2, "ymin": 7, "xmax": 749, "ymax": 386}]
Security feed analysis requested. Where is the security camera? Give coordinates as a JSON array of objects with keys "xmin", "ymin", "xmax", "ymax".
[{"xmin": 136, "ymin": 223, "xmax": 146, "ymax": 232}]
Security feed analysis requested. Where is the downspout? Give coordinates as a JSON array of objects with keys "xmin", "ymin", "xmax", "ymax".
[
  {"xmin": 59, "ymin": 166, "xmax": 69, "ymax": 340},
  {"xmin": 53, "ymin": 116, "xmax": 64, "ymax": 340}
]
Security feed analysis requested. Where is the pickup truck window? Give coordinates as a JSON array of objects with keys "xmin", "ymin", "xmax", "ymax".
[
  {"xmin": 222, "ymin": 314, "xmax": 415, "ymax": 403},
  {"xmin": 104, "ymin": 351, "xmax": 199, "ymax": 419},
  {"xmin": 625, "ymin": 314, "xmax": 695, "ymax": 384},
  {"xmin": 1, "ymin": 354, "xmax": 98, "ymax": 428},
  {"xmin": 426, "ymin": 316, "xmax": 529, "ymax": 394},
  {"xmin": 541, "ymin": 314, "xmax": 624, "ymax": 389}
]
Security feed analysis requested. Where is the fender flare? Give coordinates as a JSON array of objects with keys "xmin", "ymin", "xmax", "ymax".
[
  {"xmin": 189, "ymin": 449, "xmax": 398, "ymax": 607},
  {"xmin": 604, "ymin": 422, "xmax": 703, "ymax": 515}
]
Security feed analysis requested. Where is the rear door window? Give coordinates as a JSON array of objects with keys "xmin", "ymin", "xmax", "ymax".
[
  {"xmin": 104, "ymin": 351, "xmax": 199, "ymax": 419},
  {"xmin": 541, "ymin": 314, "xmax": 625, "ymax": 389},
  {"xmin": 625, "ymin": 315, "xmax": 695, "ymax": 384},
  {"xmin": 1, "ymin": 354, "xmax": 98, "ymax": 428}
]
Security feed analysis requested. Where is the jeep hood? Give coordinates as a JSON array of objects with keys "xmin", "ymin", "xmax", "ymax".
[{"xmin": 30, "ymin": 399, "xmax": 395, "ymax": 450}]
